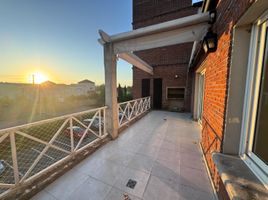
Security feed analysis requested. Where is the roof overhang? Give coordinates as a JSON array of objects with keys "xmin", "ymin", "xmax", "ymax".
[
  {"xmin": 99, "ymin": 12, "xmax": 211, "ymax": 54},
  {"xmin": 99, "ymin": 12, "xmax": 212, "ymax": 75}
]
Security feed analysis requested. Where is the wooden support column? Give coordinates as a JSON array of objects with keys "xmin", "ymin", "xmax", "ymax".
[{"xmin": 104, "ymin": 42, "xmax": 119, "ymax": 139}]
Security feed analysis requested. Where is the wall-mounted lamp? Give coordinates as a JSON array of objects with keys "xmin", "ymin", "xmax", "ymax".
[
  {"xmin": 175, "ymin": 74, "xmax": 179, "ymax": 79},
  {"xmin": 202, "ymin": 31, "xmax": 218, "ymax": 53},
  {"xmin": 209, "ymin": 10, "xmax": 217, "ymax": 24}
]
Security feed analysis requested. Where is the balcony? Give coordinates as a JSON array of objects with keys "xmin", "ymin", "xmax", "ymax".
[
  {"xmin": 29, "ymin": 109, "xmax": 214, "ymax": 199},
  {"xmin": 0, "ymin": 97, "xmax": 215, "ymax": 200}
]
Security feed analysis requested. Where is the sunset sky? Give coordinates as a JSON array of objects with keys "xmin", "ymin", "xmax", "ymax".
[
  {"xmin": 0, "ymin": 0, "xmax": 200, "ymax": 86},
  {"xmin": 0, "ymin": 0, "xmax": 132, "ymax": 86}
]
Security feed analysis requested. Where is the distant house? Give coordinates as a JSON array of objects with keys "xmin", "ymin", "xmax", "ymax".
[
  {"xmin": 69, "ymin": 79, "xmax": 95, "ymax": 96},
  {"xmin": 0, "ymin": 82, "xmax": 35, "ymax": 100},
  {"xmin": 40, "ymin": 79, "xmax": 95, "ymax": 102},
  {"xmin": 40, "ymin": 81, "xmax": 57, "ymax": 87},
  {"xmin": 78, "ymin": 79, "xmax": 95, "ymax": 84},
  {"xmin": 0, "ymin": 79, "xmax": 95, "ymax": 103}
]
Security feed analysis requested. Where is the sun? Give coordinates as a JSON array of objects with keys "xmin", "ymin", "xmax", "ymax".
[{"xmin": 33, "ymin": 72, "xmax": 49, "ymax": 84}]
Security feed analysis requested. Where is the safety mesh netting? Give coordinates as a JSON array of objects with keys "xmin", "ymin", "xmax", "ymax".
[{"xmin": 0, "ymin": 108, "xmax": 106, "ymax": 195}]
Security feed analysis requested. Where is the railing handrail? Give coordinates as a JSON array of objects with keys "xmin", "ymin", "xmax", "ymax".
[
  {"xmin": 0, "ymin": 105, "xmax": 108, "ymax": 196},
  {"xmin": 0, "ymin": 106, "xmax": 108, "ymax": 134},
  {"xmin": 118, "ymin": 96, "xmax": 150, "ymax": 106},
  {"xmin": 118, "ymin": 96, "xmax": 151, "ymax": 127},
  {"xmin": 0, "ymin": 97, "xmax": 150, "ymax": 198}
]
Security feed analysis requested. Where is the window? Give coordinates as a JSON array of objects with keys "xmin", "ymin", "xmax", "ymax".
[
  {"xmin": 166, "ymin": 87, "xmax": 185, "ymax": 99},
  {"xmin": 253, "ymin": 27, "xmax": 268, "ymax": 165},
  {"xmin": 241, "ymin": 12, "xmax": 268, "ymax": 186}
]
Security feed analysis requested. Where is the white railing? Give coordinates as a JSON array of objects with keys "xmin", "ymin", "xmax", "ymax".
[
  {"xmin": 118, "ymin": 96, "xmax": 151, "ymax": 127},
  {"xmin": 0, "ymin": 106, "xmax": 107, "ymax": 197}
]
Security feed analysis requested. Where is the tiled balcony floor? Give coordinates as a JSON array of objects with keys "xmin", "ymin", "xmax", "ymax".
[{"xmin": 32, "ymin": 111, "xmax": 215, "ymax": 200}]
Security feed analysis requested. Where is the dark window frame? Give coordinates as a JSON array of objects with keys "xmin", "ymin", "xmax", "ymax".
[{"xmin": 166, "ymin": 87, "xmax": 185, "ymax": 100}]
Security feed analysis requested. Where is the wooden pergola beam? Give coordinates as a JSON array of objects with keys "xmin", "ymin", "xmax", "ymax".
[
  {"xmin": 98, "ymin": 34, "xmax": 154, "ymax": 75},
  {"xmin": 115, "ymin": 23, "xmax": 209, "ymax": 53},
  {"xmin": 99, "ymin": 12, "xmax": 211, "ymax": 53},
  {"xmin": 118, "ymin": 52, "xmax": 153, "ymax": 75}
]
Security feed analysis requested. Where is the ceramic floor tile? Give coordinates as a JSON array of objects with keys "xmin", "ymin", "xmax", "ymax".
[
  {"xmin": 115, "ymin": 141, "xmax": 142, "ymax": 153},
  {"xmin": 136, "ymin": 144, "xmax": 160, "ymax": 159},
  {"xmin": 179, "ymin": 166, "xmax": 212, "ymax": 193},
  {"xmin": 32, "ymin": 111, "xmax": 214, "ymax": 200},
  {"xmin": 73, "ymin": 155, "xmax": 106, "ymax": 176},
  {"xmin": 104, "ymin": 187, "xmax": 141, "ymax": 200},
  {"xmin": 143, "ymin": 175, "xmax": 180, "ymax": 200},
  {"xmin": 179, "ymin": 142, "xmax": 201, "ymax": 154},
  {"xmin": 90, "ymin": 159, "xmax": 126, "ymax": 185},
  {"xmin": 160, "ymin": 140, "xmax": 180, "ymax": 152},
  {"xmin": 151, "ymin": 159, "xmax": 180, "ymax": 183},
  {"xmin": 67, "ymin": 176, "xmax": 112, "ymax": 200},
  {"xmin": 142, "ymin": 137, "xmax": 163, "ymax": 148},
  {"xmin": 105, "ymin": 149, "xmax": 136, "ymax": 166},
  {"xmin": 179, "ymin": 152, "xmax": 206, "ymax": 171},
  {"xmin": 177, "ymin": 184, "xmax": 215, "ymax": 200},
  {"xmin": 31, "ymin": 190, "xmax": 57, "ymax": 200},
  {"xmin": 114, "ymin": 167, "xmax": 150, "ymax": 198},
  {"xmin": 156, "ymin": 148, "xmax": 180, "ymax": 163},
  {"xmin": 127, "ymin": 153, "xmax": 154, "ymax": 173},
  {"xmin": 44, "ymin": 169, "xmax": 89, "ymax": 200}
]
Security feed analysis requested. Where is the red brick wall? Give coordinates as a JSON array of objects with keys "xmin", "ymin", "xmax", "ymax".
[
  {"xmin": 133, "ymin": 0, "xmax": 195, "ymax": 28},
  {"xmin": 133, "ymin": 43, "xmax": 193, "ymax": 110},
  {"xmin": 132, "ymin": 0, "xmax": 197, "ymax": 111},
  {"xmin": 196, "ymin": 0, "xmax": 255, "ymax": 197},
  {"xmin": 133, "ymin": 63, "xmax": 189, "ymax": 110}
]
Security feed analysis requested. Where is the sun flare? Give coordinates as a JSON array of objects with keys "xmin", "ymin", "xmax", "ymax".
[{"xmin": 32, "ymin": 72, "xmax": 49, "ymax": 84}]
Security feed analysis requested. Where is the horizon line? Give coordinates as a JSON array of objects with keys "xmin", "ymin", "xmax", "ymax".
[{"xmin": 0, "ymin": 80, "xmax": 132, "ymax": 87}]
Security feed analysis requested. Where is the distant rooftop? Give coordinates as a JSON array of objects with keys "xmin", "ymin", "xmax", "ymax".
[
  {"xmin": 78, "ymin": 79, "xmax": 95, "ymax": 84},
  {"xmin": 41, "ymin": 80, "xmax": 57, "ymax": 86},
  {"xmin": 0, "ymin": 79, "xmax": 95, "ymax": 86}
]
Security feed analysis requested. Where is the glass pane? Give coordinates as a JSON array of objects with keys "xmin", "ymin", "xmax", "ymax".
[
  {"xmin": 198, "ymin": 74, "xmax": 205, "ymax": 121},
  {"xmin": 253, "ymin": 28, "xmax": 268, "ymax": 165}
]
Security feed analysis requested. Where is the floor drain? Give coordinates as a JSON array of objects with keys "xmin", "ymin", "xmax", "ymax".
[{"xmin": 126, "ymin": 179, "xmax": 137, "ymax": 189}]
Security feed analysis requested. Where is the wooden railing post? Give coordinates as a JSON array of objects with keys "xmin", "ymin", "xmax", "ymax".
[
  {"xmin": 70, "ymin": 118, "xmax": 74, "ymax": 152},
  {"xmin": 10, "ymin": 132, "xmax": 20, "ymax": 185}
]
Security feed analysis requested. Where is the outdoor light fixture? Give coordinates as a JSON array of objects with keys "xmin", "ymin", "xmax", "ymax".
[
  {"xmin": 209, "ymin": 10, "xmax": 217, "ymax": 24},
  {"xmin": 202, "ymin": 31, "xmax": 218, "ymax": 53}
]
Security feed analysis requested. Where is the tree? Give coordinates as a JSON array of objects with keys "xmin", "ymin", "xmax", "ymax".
[
  {"xmin": 0, "ymin": 96, "xmax": 13, "ymax": 108},
  {"xmin": 123, "ymin": 86, "xmax": 127, "ymax": 99},
  {"xmin": 96, "ymin": 84, "xmax": 105, "ymax": 105},
  {"xmin": 125, "ymin": 86, "xmax": 133, "ymax": 101},
  {"xmin": 117, "ymin": 84, "xmax": 133, "ymax": 102},
  {"xmin": 117, "ymin": 84, "xmax": 124, "ymax": 102}
]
